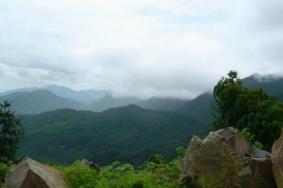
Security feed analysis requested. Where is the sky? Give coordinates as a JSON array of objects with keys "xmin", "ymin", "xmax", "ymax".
[{"xmin": 0, "ymin": 0, "xmax": 282, "ymax": 99}]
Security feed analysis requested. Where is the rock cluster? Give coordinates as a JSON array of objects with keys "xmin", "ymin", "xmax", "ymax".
[{"xmin": 180, "ymin": 127, "xmax": 278, "ymax": 188}]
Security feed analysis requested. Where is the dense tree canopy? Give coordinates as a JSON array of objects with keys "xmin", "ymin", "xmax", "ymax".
[
  {"xmin": 213, "ymin": 71, "xmax": 283, "ymax": 149},
  {"xmin": 0, "ymin": 101, "xmax": 24, "ymax": 163}
]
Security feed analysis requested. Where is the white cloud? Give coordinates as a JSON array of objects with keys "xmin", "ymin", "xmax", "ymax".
[{"xmin": 0, "ymin": 0, "xmax": 282, "ymax": 98}]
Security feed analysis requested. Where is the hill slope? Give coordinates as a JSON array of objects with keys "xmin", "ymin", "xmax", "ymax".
[
  {"xmin": 88, "ymin": 95, "xmax": 187, "ymax": 112},
  {"xmin": 178, "ymin": 93, "xmax": 215, "ymax": 126},
  {"xmin": 19, "ymin": 105, "xmax": 206, "ymax": 165},
  {"xmin": 0, "ymin": 90, "xmax": 84, "ymax": 114}
]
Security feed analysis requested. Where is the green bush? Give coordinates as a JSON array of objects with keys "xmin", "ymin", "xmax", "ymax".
[
  {"xmin": 59, "ymin": 159, "xmax": 184, "ymax": 188},
  {"xmin": 0, "ymin": 163, "xmax": 9, "ymax": 183},
  {"xmin": 59, "ymin": 161, "xmax": 97, "ymax": 188},
  {"xmin": 240, "ymin": 128, "xmax": 263, "ymax": 149}
]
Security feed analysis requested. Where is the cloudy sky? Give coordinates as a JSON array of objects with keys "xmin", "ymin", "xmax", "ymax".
[{"xmin": 0, "ymin": 0, "xmax": 282, "ymax": 98}]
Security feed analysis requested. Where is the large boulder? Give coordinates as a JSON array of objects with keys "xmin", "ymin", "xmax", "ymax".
[
  {"xmin": 4, "ymin": 157, "xmax": 67, "ymax": 188},
  {"xmin": 272, "ymin": 129, "xmax": 283, "ymax": 188},
  {"xmin": 180, "ymin": 127, "xmax": 276, "ymax": 188}
]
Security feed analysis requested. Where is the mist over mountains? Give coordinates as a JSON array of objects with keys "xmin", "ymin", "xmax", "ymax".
[
  {"xmin": 0, "ymin": 84, "xmax": 189, "ymax": 114},
  {"xmin": 1, "ymin": 73, "xmax": 282, "ymax": 116},
  {"xmin": 1, "ymin": 73, "xmax": 283, "ymax": 164}
]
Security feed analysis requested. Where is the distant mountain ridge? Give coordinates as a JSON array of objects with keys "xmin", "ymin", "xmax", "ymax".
[
  {"xmin": 1, "ymin": 73, "xmax": 283, "ymax": 116},
  {"xmin": 0, "ymin": 90, "xmax": 84, "ymax": 114},
  {"xmin": 87, "ymin": 95, "xmax": 188, "ymax": 112},
  {"xmin": 242, "ymin": 74, "xmax": 283, "ymax": 102},
  {"xmin": 176, "ymin": 74, "xmax": 283, "ymax": 127},
  {"xmin": 0, "ymin": 85, "xmax": 111, "ymax": 104},
  {"xmin": 42, "ymin": 85, "xmax": 111, "ymax": 104},
  {"xmin": 0, "ymin": 85, "xmax": 188, "ymax": 114}
]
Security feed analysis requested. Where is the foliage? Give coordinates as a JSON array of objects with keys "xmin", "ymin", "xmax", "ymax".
[
  {"xmin": 148, "ymin": 154, "xmax": 166, "ymax": 165},
  {"xmin": 176, "ymin": 146, "xmax": 186, "ymax": 156},
  {"xmin": 0, "ymin": 163, "xmax": 9, "ymax": 183},
  {"xmin": 59, "ymin": 158, "xmax": 184, "ymax": 188},
  {"xmin": 0, "ymin": 101, "xmax": 24, "ymax": 163},
  {"xmin": 240, "ymin": 128, "xmax": 263, "ymax": 149},
  {"xmin": 213, "ymin": 71, "xmax": 283, "ymax": 150},
  {"xmin": 59, "ymin": 161, "xmax": 97, "ymax": 188},
  {"xmin": 19, "ymin": 105, "xmax": 204, "ymax": 165}
]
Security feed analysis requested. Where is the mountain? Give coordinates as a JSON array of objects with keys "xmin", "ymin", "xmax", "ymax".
[
  {"xmin": 137, "ymin": 97, "xmax": 188, "ymax": 111},
  {"xmin": 42, "ymin": 85, "xmax": 111, "ymax": 104},
  {"xmin": 0, "ymin": 87, "xmax": 38, "ymax": 97},
  {"xmin": 178, "ymin": 93, "xmax": 215, "ymax": 126},
  {"xmin": 0, "ymin": 86, "xmax": 188, "ymax": 114},
  {"xmin": 0, "ymin": 90, "xmax": 84, "ymax": 114},
  {"xmin": 88, "ymin": 95, "xmax": 188, "ymax": 112},
  {"xmin": 19, "ymin": 105, "xmax": 206, "ymax": 165},
  {"xmin": 242, "ymin": 74, "xmax": 283, "ymax": 102},
  {"xmin": 0, "ymin": 85, "xmax": 111, "ymax": 104},
  {"xmin": 87, "ymin": 95, "xmax": 141, "ymax": 112}
]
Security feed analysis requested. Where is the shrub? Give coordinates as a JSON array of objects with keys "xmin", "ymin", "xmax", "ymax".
[
  {"xmin": 0, "ymin": 163, "xmax": 9, "ymax": 183},
  {"xmin": 58, "ymin": 158, "xmax": 184, "ymax": 188},
  {"xmin": 59, "ymin": 161, "xmax": 97, "ymax": 188}
]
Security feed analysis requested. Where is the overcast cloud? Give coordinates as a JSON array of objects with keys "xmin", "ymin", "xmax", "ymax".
[{"xmin": 0, "ymin": 0, "xmax": 282, "ymax": 98}]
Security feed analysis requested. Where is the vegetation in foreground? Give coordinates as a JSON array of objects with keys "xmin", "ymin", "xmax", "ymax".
[
  {"xmin": 59, "ymin": 158, "xmax": 183, "ymax": 188},
  {"xmin": 0, "ymin": 153, "xmax": 185, "ymax": 188}
]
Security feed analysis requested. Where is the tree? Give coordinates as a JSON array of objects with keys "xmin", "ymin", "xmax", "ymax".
[
  {"xmin": 213, "ymin": 71, "xmax": 242, "ymax": 129},
  {"xmin": 0, "ymin": 101, "xmax": 24, "ymax": 163},
  {"xmin": 213, "ymin": 71, "xmax": 283, "ymax": 150}
]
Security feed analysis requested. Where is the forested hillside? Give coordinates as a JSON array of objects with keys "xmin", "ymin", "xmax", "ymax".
[{"xmin": 19, "ymin": 105, "xmax": 205, "ymax": 165}]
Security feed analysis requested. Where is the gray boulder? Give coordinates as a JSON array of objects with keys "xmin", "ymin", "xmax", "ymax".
[
  {"xmin": 180, "ymin": 127, "xmax": 276, "ymax": 188},
  {"xmin": 4, "ymin": 157, "xmax": 67, "ymax": 188},
  {"xmin": 272, "ymin": 129, "xmax": 283, "ymax": 188}
]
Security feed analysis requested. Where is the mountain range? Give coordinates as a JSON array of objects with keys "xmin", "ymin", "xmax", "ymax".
[
  {"xmin": 0, "ymin": 85, "xmax": 111, "ymax": 105},
  {"xmin": 2, "ymin": 73, "xmax": 283, "ymax": 164},
  {"xmin": 0, "ymin": 85, "xmax": 189, "ymax": 114}
]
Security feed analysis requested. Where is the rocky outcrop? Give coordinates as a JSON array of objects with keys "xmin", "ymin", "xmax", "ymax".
[
  {"xmin": 180, "ymin": 127, "xmax": 276, "ymax": 188},
  {"xmin": 4, "ymin": 157, "xmax": 67, "ymax": 188},
  {"xmin": 272, "ymin": 129, "xmax": 283, "ymax": 188},
  {"xmin": 81, "ymin": 159, "xmax": 101, "ymax": 172}
]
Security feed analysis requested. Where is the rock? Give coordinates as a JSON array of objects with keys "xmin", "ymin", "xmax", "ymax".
[
  {"xmin": 180, "ymin": 127, "xmax": 276, "ymax": 188},
  {"xmin": 180, "ymin": 136, "xmax": 202, "ymax": 186},
  {"xmin": 81, "ymin": 159, "xmax": 101, "ymax": 172},
  {"xmin": 272, "ymin": 129, "xmax": 283, "ymax": 188},
  {"xmin": 202, "ymin": 127, "xmax": 254, "ymax": 156},
  {"xmin": 4, "ymin": 157, "xmax": 67, "ymax": 188}
]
